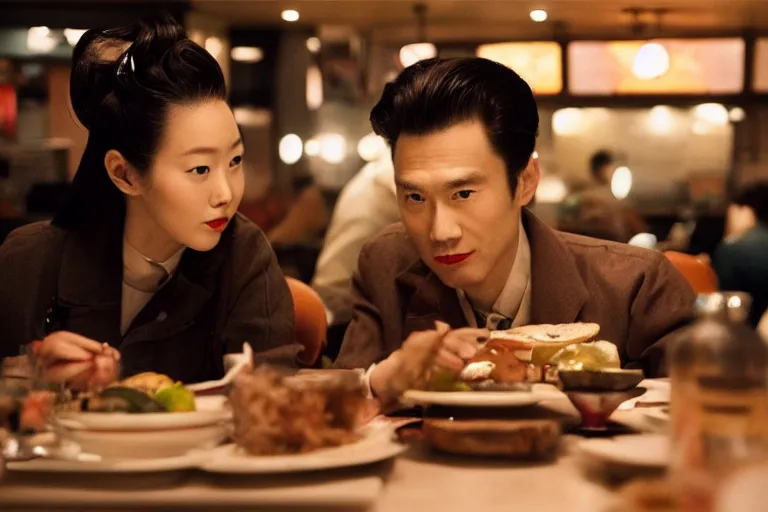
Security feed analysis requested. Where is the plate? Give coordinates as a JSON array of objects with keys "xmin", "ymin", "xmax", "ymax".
[
  {"xmin": 57, "ymin": 423, "xmax": 230, "ymax": 459},
  {"xmin": 400, "ymin": 389, "xmax": 542, "ymax": 408},
  {"xmin": 577, "ymin": 434, "xmax": 669, "ymax": 468},
  {"xmin": 54, "ymin": 395, "xmax": 230, "ymax": 431},
  {"xmin": 639, "ymin": 407, "xmax": 670, "ymax": 426},
  {"xmin": 6, "ymin": 450, "xmax": 206, "ymax": 473},
  {"xmin": 200, "ymin": 423, "xmax": 406, "ymax": 474}
]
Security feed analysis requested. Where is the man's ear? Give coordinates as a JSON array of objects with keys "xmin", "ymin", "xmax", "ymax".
[
  {"xmin": 516, "ymin": 153, "xmax": 541, "ymax": 207},
  {"xmin": 105, "ymin": 149, "xmax": 142, "ymax": 196}
]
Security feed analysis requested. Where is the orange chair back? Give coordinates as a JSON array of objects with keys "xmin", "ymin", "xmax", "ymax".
[
  {"xmin": 285, "ymin": 277, "xmax": 327, "ymax": 366},
  {"xmin": 663, "ymin": 251, "xmax": 719, "ymax": 294}
]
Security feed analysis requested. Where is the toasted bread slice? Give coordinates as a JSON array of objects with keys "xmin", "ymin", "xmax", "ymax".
[{"xmin": 489, "ymin": 323, "xmax": 600, "ymax": 365}]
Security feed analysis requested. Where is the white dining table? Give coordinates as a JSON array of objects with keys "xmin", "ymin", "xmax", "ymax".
[{"xmin": 0, "ymin": 391, "xmax": 663, "ymax": 511}]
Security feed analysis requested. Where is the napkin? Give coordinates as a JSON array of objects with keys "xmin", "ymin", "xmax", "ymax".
[{"xmin": 187, "ymin": 343, "xmax": 253, "ymax": 394}]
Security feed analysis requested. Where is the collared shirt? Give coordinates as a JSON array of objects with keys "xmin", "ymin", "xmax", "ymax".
[
  {"xmin": 456, "ymin": 219, "xmax": 532, "ymax": 330},
  {"xmin": 363, "ymin": 219, "xmax": 532, "ymax": 398},
  {"xmin": 121, "ymin": 241, "xmax": 185, "ymax": 335}
]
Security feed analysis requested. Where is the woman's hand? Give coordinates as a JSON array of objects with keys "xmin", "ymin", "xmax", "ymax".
[
  {"xmin": 31, "ymin": 331, "xmax": 121, "ymax": 390},
  {"xmin": 369, "ymin": 322, "xmax": 488, "ymax": 403}
]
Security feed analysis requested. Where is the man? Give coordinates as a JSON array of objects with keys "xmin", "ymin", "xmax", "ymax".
[
  {"xmin": 714, "ymin": 181, "xmax": 768, "ymax": 327},
  {"xmin": 333, "ymin": 58, "xmax": 695, "ymax": 402},
  {"xmin": 559, "ymin": 150, "xmax": 646, "ymax": 243},
  {"xmin": 312, "ymin": 153, "xmax": 398, "ymax": 326}
]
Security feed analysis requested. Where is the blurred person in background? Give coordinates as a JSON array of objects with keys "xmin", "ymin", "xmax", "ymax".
[
  {"xmin": 559, "ymin": 150, "xmax": 646, "ymax": 243},
  {"xmin": 312, "ymin": 153, "xmax": 398, "ymax": 326},
  {"xmin": 0, "ymin": 16, "xmax": 300, "ymax": 386},
  {"xmin": 713, "ymin": 181, "xmax": 768, "ymax": 327}
]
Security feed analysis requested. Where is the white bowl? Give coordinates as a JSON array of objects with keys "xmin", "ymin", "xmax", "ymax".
[{"xmin": 56, "ymin": 423, "xmax": 230, "ymax": 459}]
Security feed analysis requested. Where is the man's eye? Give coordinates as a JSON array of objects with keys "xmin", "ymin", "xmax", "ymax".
[
  {"xmin": 188, "ymin": 166, "xmax": 210, "ymax": 176},
  {"xmin": 454, "ymin": 190, "xmax": 474, "ymax": 200},
  {"xmin": 406, "ymin": 193, "xmax": 425, "ymax": 202}
]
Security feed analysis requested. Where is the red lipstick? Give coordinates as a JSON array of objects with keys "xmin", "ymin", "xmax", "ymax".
[
  {"xmin": 434, "ymin": 251, "xmax": 474, "ymax": 266},
  {"xmin": 205, "ymin": 218, "xmax": 229, "ymax": 232}
]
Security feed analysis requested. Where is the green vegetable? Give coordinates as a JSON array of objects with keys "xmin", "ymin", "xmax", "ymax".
[
  {"xmin": 427, "ymin": 370, "xmax": 472, "ymax": 392},
  {"xmin": 93, "ymin": 387, "xmax": 168, "ymax": 413},
  {"xmin": 153, "ymin": 383, "xmax": 196, "ymax": 412}
]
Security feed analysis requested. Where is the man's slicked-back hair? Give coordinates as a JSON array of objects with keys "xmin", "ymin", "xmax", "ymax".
[{"xmin": 370, "ymin": 57, "xmax": 539, "ymax": 194}]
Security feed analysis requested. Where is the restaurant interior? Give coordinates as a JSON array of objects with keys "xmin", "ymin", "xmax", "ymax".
[{"xmin": 1, "ymin": 0, "xmax": 768, "ymax": 510}]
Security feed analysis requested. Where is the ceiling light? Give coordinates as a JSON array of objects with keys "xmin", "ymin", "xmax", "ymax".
[
  {"xmin": 530, "ymin": 10, "xmax": 548, "ymax": 22},
  {"xmin": 281, "ymin": 9, "xmax": 300, "ymax": 22},
  {"xmin": 306, "ymin": 37, "xmax": 321, "ymax": 53},
  {"xmin": 399, "ymin": 42, "xmax": 437, "ymax": 68},
  {"xmin": 63, "ymin": 28, "xmax": 86, "ymax": 47},
  {"xmin": 631, "ymin": 42, "xmax": 670, "ymax": 80},
  {"xmin": 279, "ymin": 134, "xmax": 303, "ymax": 165},
  {"xmin": 231, "ymin": 46, "xmax": 264, "ymax": 63}
]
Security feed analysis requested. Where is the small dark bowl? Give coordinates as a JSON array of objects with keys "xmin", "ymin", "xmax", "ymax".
[{"xmin": 559, "ymin": 369, "xmax": 644, "ymax": 392}]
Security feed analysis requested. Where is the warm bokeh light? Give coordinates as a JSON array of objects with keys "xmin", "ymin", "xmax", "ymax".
[
  {"xmin": 693, "ymin": 103, "xmax": 729, "ymax": 126},
  {"xmin": 728, "ymin": 107, "xmax": 746, "ymax": 123},
  {"xmin": 27, "ymin": 26, "xmax": 57, "ymax": 53},
  {"xmin": 306, "ymin": 65, "xmax": 323, "ymax": 110},
  {"xmin": 647, "ymin": 105, "xmax": 675, "ymax": 135},
  {"xmin": 357, "ymin": 133, "xmax": 388, "ymax": 162},
  {"xmin": 399, "ymin": 43, "xmax": 437, "ymax": 68},
  {"xmin": 631, "ymin": 42, "xmax": 670, "ymax": 80},
  {"xmin": 204, "ymin": 37, "xmax": 223, "ymax": 59},
  {"xmin": 552, "ymin": 108, "xmax": 583, "ymax": 136},
  {"xmin": 63, "ymin": 29, "xmax": 86, "ymax": 47},
  {"xmin": 318, "ymin": 134, "xmax": 347, "ymax": 164},
  {"xmin": 281, "ymin": 10, "xmax": 300, "ymax": 22},
  {"xmin": 279, "ymin": 134, "xmax": 303, "ymax": 165},
  {"xmin": 476, "ymin": 42, "xmax": 562, "ymax": 94},
  {"xmin": 306, "ymin": 37, "xmax": 321, "ymax": 54},
  {"xmin": 231, "ymin": 46, "xmax": 264, "ymax": 63},
  {"xmin": 304, "ymin": 139, "xmax": 321, "ymax": 157},
  {"xmin": 611, "ymin": 166, "xmax": 632, "ymax": 199},
  {"xmin": 529, "ymin": 10, "xmax": 548, "ymax": 22}
]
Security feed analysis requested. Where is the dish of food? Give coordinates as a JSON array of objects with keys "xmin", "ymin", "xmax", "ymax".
[
  {"xmin": 54, "ymin": 372, "xmax": 229, "ymax": 432},
  {"xmin": 229, "ymin": 366, "xmax": 371, "ymax": 456},
  {"xmin": 201, "ymin": 421, "xmax": 405, "ymax": 474}
]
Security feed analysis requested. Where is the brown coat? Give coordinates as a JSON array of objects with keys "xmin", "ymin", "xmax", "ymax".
[
  {"xmin": 0, "ymin": 214, "xmax": 301, "ymax": 383},
  {"xmin": 334, "ymin": 210, "xmax": 696, "ymax": 377}
]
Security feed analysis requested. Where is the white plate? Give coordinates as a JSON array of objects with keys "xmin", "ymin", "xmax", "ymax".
[
  {"xmin": 57, "ymin": 423, "xmax": 230, "ymax": 459},
  {"xmin": 639, "ymin": 407, "xmax": 670, "ymax": 426},
  {"xmin": 6, "ymin": 450, "xmax": 206, "ymax": 473},
  {"xmin": 577, "ymin": 434, "xmax": 669, "ymax": 468},
  {"xmin": 400, "ymin": 389, "xmax": 542, "ymax": 408},
  {"xmin": 200, "ymin": 423, "xmax": 405, "ymax": 474},
  {"xmin": 54, "ymin": 395, "xmax": 230, "ymax": 431}
]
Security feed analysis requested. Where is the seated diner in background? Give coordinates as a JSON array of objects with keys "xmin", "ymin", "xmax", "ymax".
[
  {"xmin": 332, "ymin": 57, "xmax": 697, "ymax": 404},
  {"xmin": 0, "ymin": 16, "xmax": 300, "ymax": 387}
]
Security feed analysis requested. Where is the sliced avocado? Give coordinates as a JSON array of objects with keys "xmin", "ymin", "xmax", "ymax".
[{"xmin": 94, "ymin": 387, "xmax": 168, "ymax": 413}]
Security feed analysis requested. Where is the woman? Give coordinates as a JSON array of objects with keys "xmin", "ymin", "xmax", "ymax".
[{"xmin": 0, "ymin": 16, "xmax": 300, "ymax": 386}]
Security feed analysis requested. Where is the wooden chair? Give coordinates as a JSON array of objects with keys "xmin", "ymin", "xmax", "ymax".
[
  {"xmin": 285, "ymin": 277, "xmax": 327, "ymax": 366},
  {"xmin": 663, "ymin": 251, "xmax": 719, "ymax": 294}
]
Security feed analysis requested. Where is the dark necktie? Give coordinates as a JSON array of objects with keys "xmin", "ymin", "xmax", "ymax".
[{"xmin": 474, "ymin": 310, "xmax": 513, "ymax": 330}]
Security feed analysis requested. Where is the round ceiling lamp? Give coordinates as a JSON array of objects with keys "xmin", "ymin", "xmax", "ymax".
[
  {"xmin": 632, "ymin": 42, "xmax": 670, "ymax": 80},
  {"xmin": 399, "ymin": 3, "xmax": 436, "ymax": 68}
]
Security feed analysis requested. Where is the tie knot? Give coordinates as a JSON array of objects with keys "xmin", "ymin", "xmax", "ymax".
[{"xmin": 474, "ymin": 310, "xmax": 512, "ymax": 330}]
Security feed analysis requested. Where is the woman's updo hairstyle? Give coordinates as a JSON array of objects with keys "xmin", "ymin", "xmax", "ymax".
[{"xmin": 54, "ymin": 14, "xmax": 227, "ymax": 229}]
